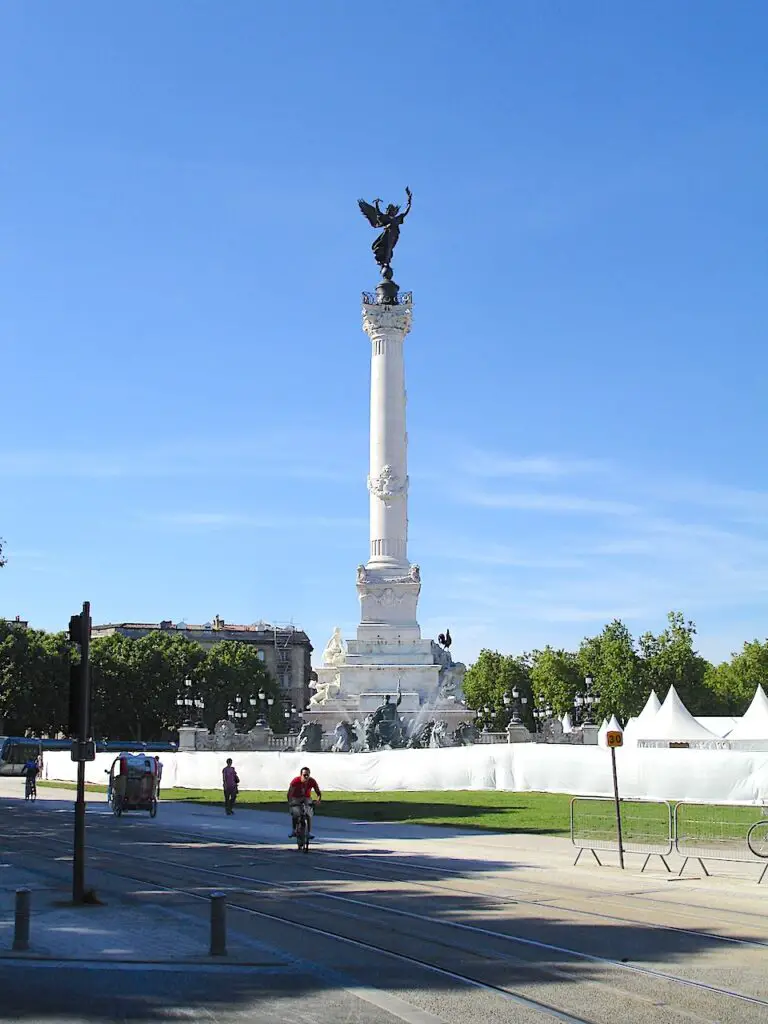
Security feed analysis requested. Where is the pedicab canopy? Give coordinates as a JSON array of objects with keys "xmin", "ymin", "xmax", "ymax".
[{"xmin": 114, "ymin": 753, "xmax": 158, "ymax": 776}]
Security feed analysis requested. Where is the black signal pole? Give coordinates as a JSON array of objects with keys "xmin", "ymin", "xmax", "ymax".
[{"xmin": 70, "ymin": 601, "xmax": 92, "ymax": 903}]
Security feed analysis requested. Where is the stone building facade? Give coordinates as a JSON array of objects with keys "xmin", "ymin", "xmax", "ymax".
[{"xmin": 91, "ymin": 616, "xmax": 313, "ymax": 711}]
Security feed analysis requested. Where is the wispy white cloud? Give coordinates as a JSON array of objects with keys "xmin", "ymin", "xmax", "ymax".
[
  {"xmin": 416, "ymin": 438, "xmax": 768, "ymax": 659},
  {"xmin": 139, "ymin": 511, "xmax": 366, "ymax": 531},
  {"xmin": 415, "ymin": 535, "xmax": 586, "ymax": 570},
  {"xmin": 0, "ymin": 435, "xmax": 358, "ymax": 483},
  {"xmin": 462, "ymin": 490, "xmax": 639, "ymax": 516},
  {"xmin": 454, "ymin": 446, "xmax": 610, "ymax": 479}
]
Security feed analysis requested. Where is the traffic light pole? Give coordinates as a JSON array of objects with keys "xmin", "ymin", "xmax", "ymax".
[{"xmin": 72, "ymin": 601, "xmax": 91, "ymax": 903}]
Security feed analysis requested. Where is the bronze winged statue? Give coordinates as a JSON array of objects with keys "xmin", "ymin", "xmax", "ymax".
[{"xmin": 358, "ymin": 188, "xmax": 412, "ymax": 276}]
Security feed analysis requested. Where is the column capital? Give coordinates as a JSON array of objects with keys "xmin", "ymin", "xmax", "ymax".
[{"xmin": 362, "ymin": 300, "xmax": 412, "ymax": 343}]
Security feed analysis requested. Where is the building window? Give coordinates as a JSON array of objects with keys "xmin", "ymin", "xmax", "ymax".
[{"xmin": 257, "ymin": 649, "xmax": 266, "ymax": 662}]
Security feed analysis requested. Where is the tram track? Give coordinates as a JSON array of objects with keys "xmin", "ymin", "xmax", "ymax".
[{"xmin": 3, "ymin": 807, "xmax": 768, "ymax": 1023}]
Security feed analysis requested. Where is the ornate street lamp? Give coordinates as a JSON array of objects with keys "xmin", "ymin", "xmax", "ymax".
[
  {"xmin": 574, "ymin": 676, "xmax": 597, "ymax": 726},
  {"xmin": 176, "ymin": 677, "xmax": 195, "ymax": 727},
  {"xmin": 505, "ymin": 686, "xmax": 529, "ymax": 726},
  {"xmin": 532, "ymin": 704, "xmax": 553, "ymax": 734}
]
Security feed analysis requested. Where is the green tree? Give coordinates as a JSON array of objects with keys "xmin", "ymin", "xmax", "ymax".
[
  {"xmin": 91, "ymin": 630, "xmax": 205, "ymax": 741},
  {"xmin": 530, "ymin": 646, "xmax": 582, "ymax": 717},
  {"xmin": 197, "ymin": 640, "xmax": 276, "ymax": 730},
  {"xmin": 0, "ymin": 622, "xmax": 69, "ymax": 735},
  {"xmin": 0, "ymin": 539, "xmax": 6, "ymax": 567},
  {"xmin": 637, "ymin": 612, "xmax": 713, "ymax": 714},
  {"xmin": 463, "ymin": 649, "xmax": 532, "ymax": 730},
  {"xmin": 704, "ymin": 639, "xmax": 768, "ymax": 715},
  {"xmin": 578, "ymin": 619, "xmax": 643, "ymax": 723}
]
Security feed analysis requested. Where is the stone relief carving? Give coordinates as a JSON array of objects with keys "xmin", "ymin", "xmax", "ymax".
[
  {"xmin": 367, "ymin": 587, "xmax": 406, "ymax": 608},
  {"xmin": 213, "ymin": 719, "xmax": 236, "ymax": 743},
  {"xmin": 367, "ymin": 464, "xmax": 408, "ymax": 503},
  {"xmin": 358, "ymin": 565, "xmax": 420, "ymax": 587}
]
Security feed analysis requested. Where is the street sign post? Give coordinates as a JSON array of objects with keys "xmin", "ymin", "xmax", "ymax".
[{"xmin": 606, "ymin": 729, "xmax": 625, "ymax": 869}]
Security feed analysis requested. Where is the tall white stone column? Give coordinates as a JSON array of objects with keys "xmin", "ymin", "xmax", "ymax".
[{"xmin": 356, "ymin": 292, "xmax": 422, "ymax": 643}]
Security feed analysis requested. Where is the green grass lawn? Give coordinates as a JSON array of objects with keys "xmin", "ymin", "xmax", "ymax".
[
  {"xmin": 37, "ymin": 782, "xmax": 767, "ymax": 840},
  {"xmin": 38, "ymin": 782, "xmax": 571, "ymax": 834}
]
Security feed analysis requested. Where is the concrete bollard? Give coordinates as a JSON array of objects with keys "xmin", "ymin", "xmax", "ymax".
[
  {"xmin": 209, "ymin": 891, "xmax": 227, "ymax": 956},
  {"xmin": 13, "ymin": 888, "xmax": 30, "ymax": 951}
]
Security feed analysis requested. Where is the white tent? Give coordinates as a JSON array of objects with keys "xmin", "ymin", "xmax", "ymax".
[
  {"xmin": 636, "ymin": 685, "xmax": 718, "ymax": 742},
  {"xmin": 694, "ymin": 716, "xmax": 737, "ymax": 738},
  {"xmin": 623, "ymin": 689, "xmax": 661, "ymax": 747},
  {"xmin": 727, "ymin": 685, "xmax": 768, "ymax": 741},
  {"xmin": 598, "ymin": 714, "xmax": 622, "ymax": 747}
]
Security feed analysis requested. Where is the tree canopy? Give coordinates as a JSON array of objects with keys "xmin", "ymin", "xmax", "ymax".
[
  {"xmin": 0, "ymin": 623, "xmax": 280, "ymax": 740},
  {"xmin": 463, "ymin": 612, "xmax": 760, "ymax": 724}
]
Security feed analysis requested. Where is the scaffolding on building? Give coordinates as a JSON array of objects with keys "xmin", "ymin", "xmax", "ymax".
[
  {"xmin": 273, "ymin": 624, "xmax": 296, "ymax": 692},
  {"xmin": 250, "ymin": 621, "xmax": 297, "ymax": 694}
]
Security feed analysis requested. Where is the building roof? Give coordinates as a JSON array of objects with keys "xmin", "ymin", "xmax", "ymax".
[{"xmin": 93, "ymin": 620, "xmax": 311, "ymax": 644}]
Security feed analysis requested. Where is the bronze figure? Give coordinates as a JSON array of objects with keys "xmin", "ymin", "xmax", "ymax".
[{"xmin": 358, "ymin": 188, "xmax": 412, "ymax": 275}]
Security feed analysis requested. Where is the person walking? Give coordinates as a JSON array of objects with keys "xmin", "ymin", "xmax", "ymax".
[
  {"xmin": 222, "ymin": 758, "xmax": 239, "ymax": 815},
  {"xmin": 154, "ymin": 756, "xmax": 164, "ymax": 798}
]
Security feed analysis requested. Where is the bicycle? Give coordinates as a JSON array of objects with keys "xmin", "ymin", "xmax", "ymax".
[
  {"xmin": 747, "ymin": 819, "xmax": 768, "ymax": 859},
  {"xmin": 295, "ymin": 800, "xmax": 313, "ymax": 853},
  {"xmin": 24, "ymin": 776, "xmax": 37, "ymax": 802}
]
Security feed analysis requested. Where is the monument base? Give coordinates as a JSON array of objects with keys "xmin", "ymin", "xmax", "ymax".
[{"xmin": 307, "ymin": 629, "xmax": 471, "ymax": 744}]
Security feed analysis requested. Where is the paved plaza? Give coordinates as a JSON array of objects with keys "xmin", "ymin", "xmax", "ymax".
[{"xmin": 0, "ymin": 778, "xmax": 766, "ymax": 1023}]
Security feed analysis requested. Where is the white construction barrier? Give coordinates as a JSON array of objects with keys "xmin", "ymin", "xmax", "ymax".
[{"xmin": 42, "ymin": 743, "xmax": 768, "ymax": 805}]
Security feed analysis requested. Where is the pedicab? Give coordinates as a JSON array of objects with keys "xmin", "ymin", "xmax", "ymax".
[{"xmin": 108, "ymin": 752, "xmax": 158, "ymax": 818}]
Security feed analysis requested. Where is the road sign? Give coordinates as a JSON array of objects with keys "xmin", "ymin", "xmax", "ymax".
[
  {"xmin": 606, "ymin": 730, "xmax": 623, "ymax": 748},
  {"xmin": 70, "ymin": 740, "xmax": 95, "ymax": 762}
]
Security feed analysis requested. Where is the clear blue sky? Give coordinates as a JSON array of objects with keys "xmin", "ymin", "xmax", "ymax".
[{"xmin": 2, "ymin": 2, "xmax": 767, "ymax": 667}]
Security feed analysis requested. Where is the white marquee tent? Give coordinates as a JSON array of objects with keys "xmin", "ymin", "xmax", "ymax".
[
  {"xmin": 727, "ymin": 684, "xmax": 768, "ymax": 742},
  {"xmin": 636, "ymin": 685, "xmax": 719, "ymax": 745},
  {"xmin": 598, "ymin": 714, "xmax": 623, "ymax": 747},
  {"xmin": 622, "ymin": 689, "xmax": 661, "ymax": 747}
]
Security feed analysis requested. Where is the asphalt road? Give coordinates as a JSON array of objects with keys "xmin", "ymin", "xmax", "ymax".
[{"xmin": 1, "ymin": 788, "xmax": 767, "ymax": 1023}]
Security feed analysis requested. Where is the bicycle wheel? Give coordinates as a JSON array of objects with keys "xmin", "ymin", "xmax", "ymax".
[{"xmin": 747, "ymin": 820, "xmax": 768, "ymax": 858}]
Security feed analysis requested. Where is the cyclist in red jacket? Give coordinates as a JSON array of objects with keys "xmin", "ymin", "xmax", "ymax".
[{"xmin": 287, "ymin": 766, "xmax": 322, "ymax": 838}]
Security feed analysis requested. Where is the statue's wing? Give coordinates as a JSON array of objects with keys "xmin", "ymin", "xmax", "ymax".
[{"xmin": 358, "ymin": 198, "xmax": 383, "ymax": 227}]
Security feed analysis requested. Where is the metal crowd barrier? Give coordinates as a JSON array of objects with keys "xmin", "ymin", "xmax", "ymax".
[
  {"xmin": 747, "ymin": 820, "xmax": 768, "ymax": 884},
  {"xmin": 570, "ymin": 796, "xmax": 673, "ymax": 871},
  {"xmin": 674, "ymin": 802, "xmax": 768, "ymax": 882}
]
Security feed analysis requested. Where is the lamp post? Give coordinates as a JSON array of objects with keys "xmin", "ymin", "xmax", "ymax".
[
  {"xmin": 176, "ymin": 677, "xmax": 195, "ymax": 727},
  {"xmin": 532, "ymin": 704, "xmax": 553, "ymax": 735},
  {"xmin": 193, "ymin": 695, "xmax": 205, "ymax": 727},
  {"xmin": 503, "ymin": 687, "xmax": 528, "ymax": 726},
  {"xmin": 227, "ymin": 695, "xmax": 249, "ymax": 729},
  {"xmin": 282, "ymin": 702, "xmax": 301, "ymax": 733},
  {"xmin": 574, "ymin": 676, "xmax": 597, "ymax": 726},
  {"xmin": 251, "ymin": 689, "xmax": 274, "ymax": 728}
]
